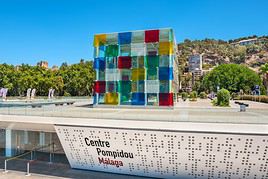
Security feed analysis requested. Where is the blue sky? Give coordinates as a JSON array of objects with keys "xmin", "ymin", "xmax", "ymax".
[{"xmin": 0, "ymin": 0, "xmax": 267, "ymax": 66}]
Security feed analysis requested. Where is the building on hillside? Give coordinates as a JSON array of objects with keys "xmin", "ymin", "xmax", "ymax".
[
  {"xmin": 37, "ymin": 61, "xmax": 48, "ymax": 69},
  {"xmin": 189, "ymin": 54, "xmax": 202, "ymax": 72},
  {"xmin": 93, "ymin": 28, "xmax": 178, "ymax": 107},
  {"xmin": 231, "ymin": 38, "xmax": 259, "ymax": 46}
]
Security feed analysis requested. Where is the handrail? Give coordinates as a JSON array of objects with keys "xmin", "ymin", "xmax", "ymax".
[{"xmin": 3, "ymin": 143, "xmax": 54, "ymax": 173}]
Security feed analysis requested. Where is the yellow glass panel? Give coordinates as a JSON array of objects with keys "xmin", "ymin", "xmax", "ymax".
[
  {"xmin": 94, "ymin": 34, "xmax": 107, "ymax": 47},
  {"xmin": 105, "ymin": 92, "xmax": 118, "ymax": 105},
  {"xmin": 131, "ymin": 68, "xmax": 145, "ymax": 81},
  {"xmin": 159, "ymin": 42, "xmax": 174, "ymax": 55}
]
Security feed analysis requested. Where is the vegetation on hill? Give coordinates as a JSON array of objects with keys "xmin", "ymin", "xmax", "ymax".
[
  {"xmin": 178, "ymin": 35, "xmax": 268, "ymax": 95},
  {"xmin": 177, "ymin": 36, "xmax": 268, "ymax": 70},
  {"xmin": 0, "ymin": 60, "xmax": 94, "ymax": 96}
]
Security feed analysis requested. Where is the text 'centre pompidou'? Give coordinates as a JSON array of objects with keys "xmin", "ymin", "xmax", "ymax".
[{"xmin": 93, "ymin": 28, "xmax": 178, "ymax": 107}]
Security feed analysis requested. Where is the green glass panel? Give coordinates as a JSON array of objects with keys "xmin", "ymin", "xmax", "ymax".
[
  {"xmin": 147, "ymin": 68, "xmax": 158, "ymax": 80},
  {"xmin": 118, "ymin": 81, "xmax": 131, "ymax": 93},
  {"xmin": 120, "ymin": 92, "xmax": 131, "ymax": 105},
  {"xmin": 159, "ymin": 80, "xmax": 170, "ymax": 93},
  {"xmin": 105, "ymin": 45, "xmax": 118, "ymax": 57},
  {"xmin": 146, "ymin": 55, "xmax": 159, "ymax": 69}
]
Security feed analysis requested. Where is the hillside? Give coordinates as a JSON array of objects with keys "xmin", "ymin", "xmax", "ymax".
[{"xmin": 177, "ymin": 36, "xmax": 268, "ymax": 72}]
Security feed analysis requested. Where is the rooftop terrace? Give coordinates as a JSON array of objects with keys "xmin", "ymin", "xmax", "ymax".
[{"xmin": 0, "ymin": 98, "xmax": 267, "ymax": 125}]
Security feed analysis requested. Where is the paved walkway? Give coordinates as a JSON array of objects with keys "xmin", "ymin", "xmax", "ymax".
[
  {"xmin": 0, "ymin": 157, "xmax": 149, "ymax": 179},
  {"xmin": 175, "ymin": 98, "xmax": 268, "ymax": 109}
]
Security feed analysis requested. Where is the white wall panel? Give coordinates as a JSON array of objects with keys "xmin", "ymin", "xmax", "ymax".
[{"xmin": 55, "ymin": 125, "xmax": 268, "ymax": 179}]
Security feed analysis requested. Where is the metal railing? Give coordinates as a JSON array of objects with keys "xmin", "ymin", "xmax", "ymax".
[{"xmin": 3, "ymin": 143, "xmax": 55, "ymax": 176}]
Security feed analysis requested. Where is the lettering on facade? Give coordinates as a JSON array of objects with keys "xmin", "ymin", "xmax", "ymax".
[{"xmin": 84, "ymin": 138, "xmax": 134, "ymax": 167}]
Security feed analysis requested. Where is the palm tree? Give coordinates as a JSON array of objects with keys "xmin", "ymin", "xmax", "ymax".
[{"xmin": 260, "ymin": 63, "xmax": 268, "ymax": 95}]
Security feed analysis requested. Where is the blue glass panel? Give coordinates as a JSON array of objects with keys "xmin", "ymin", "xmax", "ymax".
[
  {"xmin": 159, "ymin": 67, "xmax": 173, "ymax": 80},
  {"xmin": 94, "ymin": 58, "xmax": 105, "ymax": 70},
  {"xmin": 131, "ymin": 93, "xmax": 145, "ymax": 105},
  {"xmin": 118, "ymin": 32, "xmax": 132, "ymax": 45}
]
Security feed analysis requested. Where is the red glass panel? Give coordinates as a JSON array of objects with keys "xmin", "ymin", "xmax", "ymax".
[
  {"xmin": 159, "ymin": 93, "xmax": 173, "ymax": 106},
  {"xmin": 94, "ymin": 81, "xmax": 106, "ymax": 93},
  {"xmin": 118, "ymin": 56, "xmax": 132, "ymax": 69},
  {"xmin": 145, "ymin": 30, "xmax": 159, "ymax": 43}
]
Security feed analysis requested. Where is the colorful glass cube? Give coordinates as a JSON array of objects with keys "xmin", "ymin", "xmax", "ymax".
[{"xmin": 93, "ymin": 28, "xmax": 177, "ymax": 107}]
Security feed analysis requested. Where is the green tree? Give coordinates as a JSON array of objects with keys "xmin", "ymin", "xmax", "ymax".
[
  {"xmin": 0, "ymin": 59, "xmax": 94, "ymax": 97},
  {"xmin": 260, "ymin": 63, "xmax": 268, "ymax": 95},
  {"xmin": 202, "ymin": 64, "xmax": 262, "ymax": 94}
]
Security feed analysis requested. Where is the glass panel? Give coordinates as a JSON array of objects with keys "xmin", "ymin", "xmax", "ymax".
[
  {"xmin": 118, "ymin": 56, "xmax": 131, "ymax": 69},
  {"xmin": 147, "ymin": 68, "xmax": 158, "ymax": 80},
  {"xmin": 119, "ymin": 44, "xmax": 131, "ymax": 56},
  {"xmin": 131, "ymin": 31, "xmax": 144, "ymax": 43},
  {"xmin": 159, "ymin": 29, "xmax": 171, "ymax": 42},
  {"xmin": 131, "ymin": 81, "xmax": 144, "ymax": 93},
  {"xmin": 106, "ymin": 33, "xmax": 118, "ymax": 45},
  {"xmin": 159, "ymin": 93, "xmax": 173, "ymax": 106},
  {"xmin": 105, "ymin": 45, "xmax": 118, "ymax": 57},
  {"xmin": 145, "ymin": 30, "xmax": 159, "ymax": 43},
  {"xmin": 98, "ymin": 93, "xmax": 105, "ymax": 104},
  {"xmin": 94, "ymin": 81, "xmax": 106, "ymax": 93},
  {"xmin": 146, "ymin": 55, "xmax": 159, "ymax": 69},
  {"xmin": 147, "ymin": 93, "xmax": 158, "ymax": 106},
  {"xmin": 159, "ymin": 42, "xmax": 173, "ymax": 55},
  {"xmin": 131, "ymin": 68, "xmax": 145, "ymax": 81},
  {"xmin": 159, "ymin": 80, "xmax": 170, "ymax": 93},
  {"xmin": 105, "ymin": 92, "xmax": 118, "ymax": 105},
  {"xmin": 120, "ymin": 92, "xmax": 131, "ymax": 105},
  {"xmin": 131, "ymin": 43, "xmax": 145, "ymax": 56},
  {"xmin": 118, "ymin": 81, "xmax": 131, "ymax": 93},
  {"xmin": 118, "ymin": 32, "xmax": 132, "ymax": 45},
  {"xmin": 106, "ymin": 57, "xmax": 117, "ymax": 69},
  {"xmin": 105, "ymin": 69, "xmax": 119, "ymax": 81},
  {"xmin": 132, "ymin": 56, "xmax": 144, "ymax": 68},
  {"xmin": 159, "ymin": 55, "xmax": 172, "ymax": 67},
  {"xmin": 159, "ymin": 67, "xmax": 173, "ymax": 80},
  {"xmin": 131, "ymin": 92, "xmax": 145, "ymax": 105},
  {"xmin": 106, "ymin": 81, "xmax": 117, "ymax": 93},
  {"xmin": 94, "ymin": 34, "xmax": 106, "ymax": 47},
  {"xmin": 94, "ymin": 46, "xmax": 106, "ymax": 58},
  {"xmin": 146, "ymin": 43, "xmax": 159, "ymax": 56},
  {"xmin": 120, "ymin": 69, "xmax": 132, "ymax": 81},
  {"xmin": 147, "ymin": 80, "xmax": 159, "ymax": 93},
  {"xmin": 96, "ymin": 70, "xmax": 105, "ymax": 81},
  {"xmin": 94, "ymin": 57, "xmax": 105, "ymax": 70}
]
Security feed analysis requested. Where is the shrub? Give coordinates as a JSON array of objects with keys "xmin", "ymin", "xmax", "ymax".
[
  {"xmin": 189, "ymin": 91, "xmax": 197, "ymax": 101},
  {"xmin": 181, "ymin": 92, "xmax": 188, "ymax": 101},
  {"xmin": 199, "ymin": 92, "xmax": 207, "ymax": 99},
  {"xmin": 216, "ymin": 89, "xmax": 230, "ymax": 106},
  {"xmin": 64, "ymin": 91, "xmax": 71, "ymax": 97}
]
